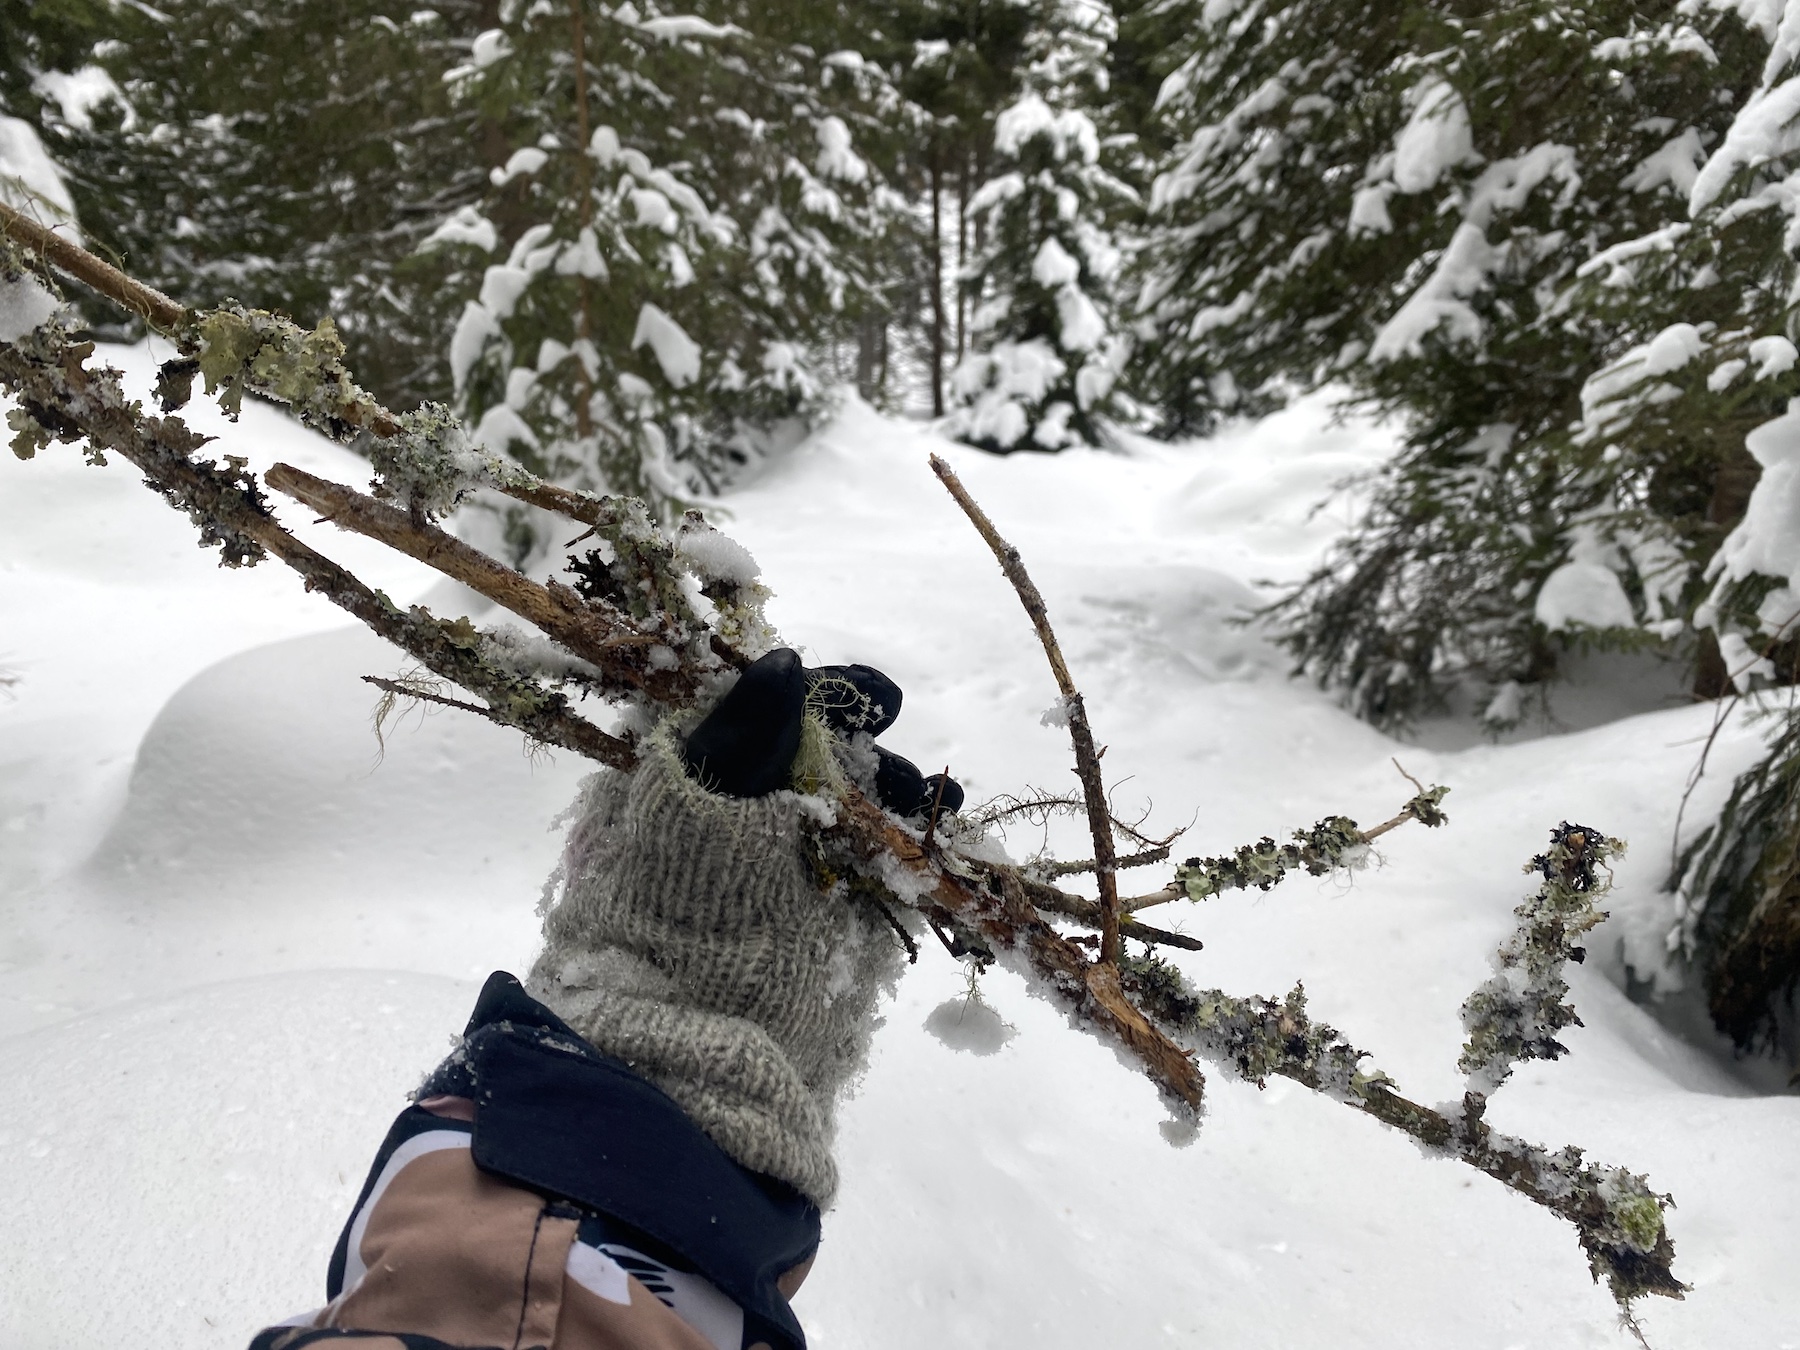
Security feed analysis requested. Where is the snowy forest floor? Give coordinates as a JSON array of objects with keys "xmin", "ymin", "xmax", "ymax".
[{"xmin": 2, "ymin": 344, "xmax": 1796, "ymax": 1349}]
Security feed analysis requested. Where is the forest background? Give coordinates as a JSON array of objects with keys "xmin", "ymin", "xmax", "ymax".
[{"xmin": 4, "ymin": 0, "xmax": 1800, "ymax": 1243}]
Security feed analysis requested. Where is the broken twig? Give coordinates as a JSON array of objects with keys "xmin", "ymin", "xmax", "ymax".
[{"xmin": 930, "ymin": 453, "xmax": 1124, "ymax": 964}]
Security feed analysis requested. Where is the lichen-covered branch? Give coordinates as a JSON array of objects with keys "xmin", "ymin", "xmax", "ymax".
[
  {"xmin": 930, "ymin": 452, "xmax": 1126, "ymax": 964},
  {"xmin": 1018, "ymin": 873, "xmax": 1206, "ymax": 953},
  {"xmin": 1120, "ymin": 826, "xmax": 1684, "ymax": 1309},
  {"xmin": 1, "ymin": 201, "xmax": 185, "ymax": 331},
  {"xmin": 1036, "ymin": 845, "xmax": 1171, "ymax": 879},
  {"xmin": 0, "ymin": 323, "xmax": 633, "ymax": 769},
  {"xmin": 1, "ymin": 223, "xmax": 1683, "ymax": 1317},
  {"xmin": 1125, "ymin": 782, "xmax": 1451, "ymax": 913},
  {"xmin": 264, "ymin": 462, "xmax": 718, "ymax": 705},
  {"xmin": 1459, "ymin": 823, "xmax": 1618, "ymax": 1099},
  {"xmin": 818, "ymin": 789, "xmax": 1208, "ymax": 1113}
]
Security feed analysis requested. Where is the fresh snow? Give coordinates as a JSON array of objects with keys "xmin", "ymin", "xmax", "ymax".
[
  {"xmin": 3, "ymin": 351, "xmax": 1797, "ymax": 1349},
  {"xmin": 632, "ymin": 302, "xmax": 703, "ymax": 387},
  {"xmin": 0, "ymin": 115, "xmax": 78, "ymax": 228},
  {"xmin": 1391, "ymin": 77, "xmax": 1478, "ymax": 194}
]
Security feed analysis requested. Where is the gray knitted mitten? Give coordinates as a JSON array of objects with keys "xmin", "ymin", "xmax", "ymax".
[{"xmin": 526, "ymin": 721, "xmax": 902, "ymax": 1210}]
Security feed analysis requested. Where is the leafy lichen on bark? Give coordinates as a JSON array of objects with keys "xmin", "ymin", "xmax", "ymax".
[
  {"xmin": 3, "ymin": 321, "xmax": 270, "ymax": 566},
  {"xmin": 1173, "ymin": 783, "xmax": 1448, "ymax": 903},
  {"xmin": 1459, "ymin": 822, "xmax": 1619, "ymax": 1097},
  {"xmin": 1, "ymin": 317, "xmax": 632, "ymax": 767}
]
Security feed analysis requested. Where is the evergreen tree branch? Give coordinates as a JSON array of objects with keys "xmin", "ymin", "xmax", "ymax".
[{"xmin": 930, "ymin": 452, "xmax": 1125, "ymax": 963}]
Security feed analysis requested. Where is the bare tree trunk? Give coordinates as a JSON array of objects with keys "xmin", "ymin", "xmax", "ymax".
[
  {"xmin": 929, "ymin": 145, "xmax": 945, "ymax": 418},
  {"xmin": 855, "ymin": 311, "xmax": 881, "ymax": 404},
  {"xmin": 1695, "ymin": 446, "xmax": 1764, "ymax": 699},
  {"xmin": 568, "ymin": 0, "xmax": 596, "ymax": 439},
  {"xmin": 956, "ymin": 142, "xmax": 969, "ymax": 362}
]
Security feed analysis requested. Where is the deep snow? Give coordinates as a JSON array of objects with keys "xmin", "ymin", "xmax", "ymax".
[{"xmin": 2, "ymin": 348, "xmax": 1796, "ymax": 1349}]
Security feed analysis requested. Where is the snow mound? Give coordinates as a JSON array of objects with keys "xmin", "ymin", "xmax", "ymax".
[{"xmin": 0, "ymin": 970, "xmax": 474, "ymax": 1349}]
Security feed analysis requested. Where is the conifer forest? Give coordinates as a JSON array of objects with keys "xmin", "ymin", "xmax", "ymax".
[{"xmin": 4, "ymin": 2, "xmax": 1800, "ymax": 1347}]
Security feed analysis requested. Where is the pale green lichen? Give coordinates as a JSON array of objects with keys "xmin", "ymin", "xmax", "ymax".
[
  {"xmin": 1614, "ymin": 1192, "xmax": 1667, "ymax": 1251},
  {"xmin": 1174, "ymin": 785, "xmax": 1449, "ymax": 903},
  {"xmin": 1176, "ymin": 815, "xmax": 1364, "ymax": 901},
  {"xmin": 1458, "ymin": 823, "xmax": 1621, "ymax": 1096},
  {"xmin": 790, "ymin": 712, "xmax": 847, "ymax": 799},
  {"xmin": 1121, "ymin": 823, "xmax": 1685, "ymax": 1310}
]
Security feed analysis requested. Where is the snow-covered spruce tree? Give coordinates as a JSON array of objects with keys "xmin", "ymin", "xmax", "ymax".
[
  {"xmin": 944, "ymin": 0, "xmax": 1139, "ymax": 451},
  {"xmin": 1570, "ymin": 4, "xmax": 1800, "ymax": 1063},
  {"xmin": 1138, "ymin": 0, "xmax": 1765, "ymax": 725},
  {"xmin": 431, "ymin": 2, "xmax": 893, "ymax": 523},
  {"xmin": 35, "ymin": 0, "xmax": 488, "ymax": 409},
  {"xmin": 0, "ymin": 0, "xmax": 108, "ymax": 230},
  {"xmin": 865, "ymin": 0, "xmax": 1041, "ymax": 414}
]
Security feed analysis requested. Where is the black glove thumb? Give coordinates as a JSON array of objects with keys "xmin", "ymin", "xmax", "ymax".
[{"xmin": 680, "ymin": 648, "xmax": 806, "ymax": 797}]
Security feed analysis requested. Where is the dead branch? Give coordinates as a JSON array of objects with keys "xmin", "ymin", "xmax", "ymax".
[
  {"xmin": 1122, "ymin": 883, "xmax": 1183, "ymax": 913},
  {"xmin": 1037, "ymin": 845, "xmax": 1171, "ymax": 879},
  {"xmin": 1122, "ymin": 828, "xmax": 1685, "ymax": 1307},
  {"xmin": 969, "ymin": 789, "xmax": 1082, "ymax": 829},
  {"xmin": 921, "ymin": 764, "xmax": 951, "ymax": 853},
  {"xmin": 1, "ymin": 201, "xmax": 186, "ymax": 332},
  {"xmin": 930, "ymin": 454, "xmax": 1124, "ymax": 964},
  {"xmin": 822, "ymin": 786, "xmax": 1206, "ymax": 1111},
  {"xmin": 365, "ymin": 674, "xmax": 498, "ymax": 723},
  {"xmin": 1015, "ymin": 872, "xmax": 1204, "ymax": 952},
  {"xmin": 266, "ymin": 462, "xmax": 711, "ymax": 704},
  {"xmin": 1123, "ymin": 782, "xmax": 1450, "ymax": 913},
  {"xmin": 0, "ymin": 227, "xmax": 1683, "ymax": 1314}
]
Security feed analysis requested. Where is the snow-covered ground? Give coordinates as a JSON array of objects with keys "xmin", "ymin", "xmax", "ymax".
[{"xmin": 2, "ymin": 348, "xmax": 1795, "ymax": 1349}]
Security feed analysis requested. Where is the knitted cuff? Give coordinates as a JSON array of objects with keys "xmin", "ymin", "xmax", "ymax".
[{"xmin": 526, "ymin": 722, "xmax": 901, "ymax": 1209}]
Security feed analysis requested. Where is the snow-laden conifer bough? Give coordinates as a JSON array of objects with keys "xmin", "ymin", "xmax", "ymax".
[{"xmin": 1, "ymin": 199, "xmax": 1686, "ymax": 1330}]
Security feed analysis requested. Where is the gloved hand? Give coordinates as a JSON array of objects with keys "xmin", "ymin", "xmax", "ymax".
[{"xmin": 680, "ymin": 647, "xmax": 964, "ymax": 819}]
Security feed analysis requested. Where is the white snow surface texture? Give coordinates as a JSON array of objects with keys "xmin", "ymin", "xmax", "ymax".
[{"xmin": 2, "ymin": 345, "xmax": 1796, "ymax": 1349}]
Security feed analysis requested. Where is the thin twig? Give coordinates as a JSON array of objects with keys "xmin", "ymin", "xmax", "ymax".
[
  {"xmin": 970, "ymin": 790, "xmax": 1081, "ymax": 827},
  {"xmin": 1667, "ymin": 608, "xmax": 1800, "ymax": 879},
  {"xmin": 1038, "ymin": 845, "xmax": 1171, "ymax": 879},
  {"xmin": 1121, "ymin": 778, "xmax": 1448, "ymax": 913},
  {"xmin": 921, "ymin": 764, "xmax": 950, "ymax": 852},
  {"xmin": 1392, "ymin": 757, "xmax": 1425, "ymax": 794},
  {"xmin": 1122, "ymin": 883, "xmax": 1183, "ymax": 913},
  {"xmin": 850, "ymin": 884, "xmax": 919, "ymax": 965},
  {"xmin": 363, "ymin": 674, "xmax": 497, "ymax": 721},
  {"xmin": 931, "ymin": 453, "xmax": 1124, "ymax": 964},
  {"xmin": 1018, "ymin": 872, "xmax": 1205, "ymax": 952}
]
